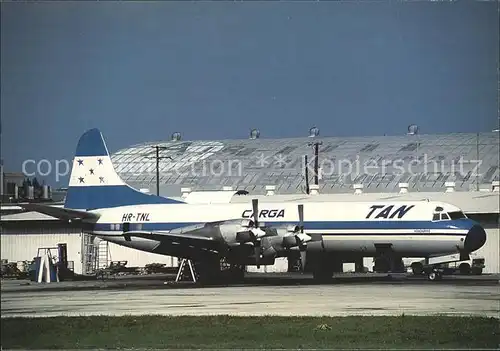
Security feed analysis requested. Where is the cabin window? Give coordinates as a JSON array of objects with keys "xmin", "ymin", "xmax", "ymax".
[
  {"xmin": 440, "ymin": 213, "xmax": 450, "ymax": 220},
  {"xmin": 432, "ymin": 213, "xmax": 440, "ymax": 221},
  {"xmin": 123, "ymin": 223, "xmax": 130, "ymax": 232},
  {"xmin": 448, "ymin": 211, "xmax": 467, "ymax": 220}
]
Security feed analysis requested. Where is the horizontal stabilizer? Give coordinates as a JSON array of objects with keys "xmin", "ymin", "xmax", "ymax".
[{"xmin": 18, "ymin": 203, "xmax": 99, "ymax": 221}]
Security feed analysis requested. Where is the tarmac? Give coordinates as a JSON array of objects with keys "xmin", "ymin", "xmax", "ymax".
[{"xmin": 1, "ymin": 273, "xmax": 499, "ymax": 318}]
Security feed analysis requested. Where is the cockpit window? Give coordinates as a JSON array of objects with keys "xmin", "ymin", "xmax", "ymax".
[
  {"xmin": 448, "ymin": 211, "xmax": 467, "ymax": 220},
  {"xmin": 440, "ymin": 213, "xmax": 450, "ymax": 220},
  {"xmin": 433, "ymin": 211, "xmax": 465, "ymax": 221}
]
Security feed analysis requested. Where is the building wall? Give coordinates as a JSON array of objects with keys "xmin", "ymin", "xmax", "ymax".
[
  {"xmin": 473, "ymin": 227, "xmax": 499, "ymax": 274},
  {"xmin": 1, "ymin": 227, "xmax": 180, "ymax": 275},
  {"xmin": 1, "ymin": 229, "xmax": 83, "ymax": 274}
]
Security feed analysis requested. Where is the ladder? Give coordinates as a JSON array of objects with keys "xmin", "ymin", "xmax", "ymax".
[
  {"xmin": 97, "ymin": 240, "xmax": 109, "ymax": 269},
  {"xmin": 81, "ymin": 233, "xmax": 97, "ymax": 275},
  {"xmin": 175, "ymin": 259, "xmax": 198, "ymax": 283}
]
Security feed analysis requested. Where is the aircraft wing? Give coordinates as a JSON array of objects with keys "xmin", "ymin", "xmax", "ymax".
[
  {"xmin": 18, "ymin": 203, "xmax": 100, "ymax": 221},
  {"xmin": 123, "ymin": 230, "xmax": 223, "ymax": 251}
]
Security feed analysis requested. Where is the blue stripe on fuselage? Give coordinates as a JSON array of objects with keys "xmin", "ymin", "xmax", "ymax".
[{"xmin": 93, "ymin": 219, "xmax": 475, "ymax": 232}]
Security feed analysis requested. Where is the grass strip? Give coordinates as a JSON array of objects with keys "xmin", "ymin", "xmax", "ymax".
[{"xmin": 1, "ymin": 315, "xmax": 498, "ymax": 349}]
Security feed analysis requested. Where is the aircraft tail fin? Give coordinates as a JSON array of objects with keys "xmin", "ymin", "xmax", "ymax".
[{"xmin": 64, "ymin": 128, "xmax": 184, "ymax": 210}]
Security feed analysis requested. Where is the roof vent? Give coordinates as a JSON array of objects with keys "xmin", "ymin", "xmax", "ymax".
[
  {"xmin": 250, "ymin": 128, "xmax": 260, "ymax": 139},
  {"xmin": 407, "ymin": 124, "xmax": 419, "ymax": 135},
  {"xmin": 181, "ymin": 187, "xmax": 191, "ymax": 197},
  {"xmin": 353, "ymin": 183, "xmax": 363, "ymax": 195},
  {"xmin": 445, "ymin": 181, "xmax": 455, "ymax": 193},
  {"xmin": 309, "ymin": 126, "xmax": 320, "ymax": 137},
  {"xmin": 171, "ymin": 132, "xmax": 181, "ymax": 141},
  {"xmin": 399, "ymin": 182, "xmax": 409, "ymax": 193},
  {"xmin": 309, "ymin": 184, "xmax": 319, "ymax": 195},
  {"xmin": 265, "ymin": 185, "xmax": 276, "ymax": 196}
]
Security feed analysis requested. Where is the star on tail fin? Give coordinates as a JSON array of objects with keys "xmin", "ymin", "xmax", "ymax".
[{"xmin": 64, "ymin": 128, "xmax": 184, "ymax": 210}]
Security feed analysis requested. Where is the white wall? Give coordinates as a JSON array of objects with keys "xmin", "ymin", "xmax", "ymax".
[
  {"xmin": 474, "ymin": 227, "xmax": 499, "ymax": 273},
  {"xmin": 1, "ymin": 229, "xmax": 83, "ymax": 274},
  {"xmin": 1, "ymin": 228, "xmax": 180, "ymax": 276}
]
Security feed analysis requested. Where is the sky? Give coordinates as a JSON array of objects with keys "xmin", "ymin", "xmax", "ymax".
[{"xmin": 1, "ymin": 1, "xmax": 498, "ymax": 186}]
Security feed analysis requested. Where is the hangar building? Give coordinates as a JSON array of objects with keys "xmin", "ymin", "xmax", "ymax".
[
  {"xmin": 111, "ymin": 131, "xmax": 499, "ymax": 196},
  {"xmin": 1, "ymin": 131, "xmax": 499, "ymax": 275}
]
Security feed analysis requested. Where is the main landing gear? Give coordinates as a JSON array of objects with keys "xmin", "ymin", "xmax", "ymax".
[
  {"xmin": 310, "ymin": 253, "xmax": 342, "ymax": 283},
  {"xmin": 173, "ymin": 257, "xmax": 245, "ymax": 285}
]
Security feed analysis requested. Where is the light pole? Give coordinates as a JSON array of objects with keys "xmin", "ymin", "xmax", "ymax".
[
  {"xmin": 307, "ymin": 140, "xmax": 323, "ymax": 187},
  {"xmin": 144, "ymin": 145, "xmax": 172, "ymax": 196},
  {"xmin": 407, "ymin": 124, "xmax": 419, "ymax": 192}
]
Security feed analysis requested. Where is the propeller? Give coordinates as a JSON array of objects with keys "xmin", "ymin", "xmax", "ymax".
[
  {"xmin": 296, "ymin": 204, "xmax": 309, "ymax": 271},
  {"xmin": 251, "ymin": 198, "xmax": 264, "ymax": 268},
  {"xmin": 252, "ymin": 198, "xmax": 259, "ymax": 229}
]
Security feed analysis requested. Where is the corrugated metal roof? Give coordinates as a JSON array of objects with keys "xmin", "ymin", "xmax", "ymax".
[{"xmin": 111, "ymin": 132, "xmax": 500, "ymax": 196}]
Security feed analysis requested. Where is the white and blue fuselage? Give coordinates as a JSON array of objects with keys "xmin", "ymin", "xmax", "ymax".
[
  {"xmin": 26, "ymin": 128, "xmax": 486, "ymax": 265},
  {"xmin": 89, "ymin": 200, "xmax": 485, "ymax": 258}
]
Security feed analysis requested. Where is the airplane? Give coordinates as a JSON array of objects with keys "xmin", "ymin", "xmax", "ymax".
[{"xmin": 20, "ymin": 128, "xmax": 487, "ymax": 283}]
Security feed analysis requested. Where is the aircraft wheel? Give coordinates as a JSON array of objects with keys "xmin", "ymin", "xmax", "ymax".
[
  {"xmin": 411, "ymin": 262, "xmax": 424, "ymax": 275},
  {"xmin": 427, "ymin": 271, "xmax": 442, "ymax": 281},
  {"xmin": 228, "ymin": 265, "xmax": 245, "ymax": 282},
  {"xmin": 374, "ymin": 257, "xmax": 390, "ymax": 273},
  {"xmin": 459, "ymin": 263, "xmax": 471, "ymax": 275},
  {"xmin": 471, "ymin": 267, "xmax": 483, "ymax": 275}
]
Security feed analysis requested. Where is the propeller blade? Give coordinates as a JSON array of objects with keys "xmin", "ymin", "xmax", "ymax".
[
  {"xmin": 252, "ymin": 198, "xmax": 259, "ymax": 229},
  {"xmin": 300, "ymin": 249, "xmax": 307, "ymax": 272},
  {"xmin": 250, "ymin": 227, "xmax": 266, "ymax": 239},
  {"xmin": 296, "ymin": 232, "xmax": 311, "ymax": 243},
  {"xmin": 298, "ymin": 204, "xmax": 304, "ymax": 233},
  {"xmin": 255, "ymin": 239, "xmax": 261, "ymax": 268}
]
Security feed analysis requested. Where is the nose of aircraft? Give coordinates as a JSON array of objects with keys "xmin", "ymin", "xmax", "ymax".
[{"xmin": 464, "ymin": 224, "xmax": 487, "ymax": 253}]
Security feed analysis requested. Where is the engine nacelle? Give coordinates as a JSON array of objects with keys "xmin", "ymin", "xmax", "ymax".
[
  {"xmin": 282, "ymin": 235, "xmax": 299, "ymax": 248},
  {"xmin": 239, "ymin": 218, "xmax": 253, "ymax": 228},
  {"xmin": 235, "ymin": 231, "xmax": 253, "ymax": 243},
  {"xmin": 273, "ymin": 225, "xmax": 299, "ymax": 236},
  {"xmin": 218, "ymin": 221, "xmax": 254, "ymax": 245},
  {"xmin": 260, "ymin": 235, "xmax": 301, "ymax": 257}
]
